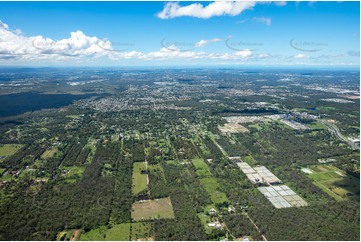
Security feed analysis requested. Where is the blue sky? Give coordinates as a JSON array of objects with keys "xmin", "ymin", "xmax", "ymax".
[{"xmin": 0, "ymin": 1, "xmax": 359, "ymax": 68}]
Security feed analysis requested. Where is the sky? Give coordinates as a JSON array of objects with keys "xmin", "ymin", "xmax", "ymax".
[{"xmin": 0, "ymin": 1, "xmax": 359, "ymax": 68}]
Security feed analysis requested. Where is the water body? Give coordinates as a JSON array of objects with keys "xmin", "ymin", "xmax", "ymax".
[{"xmin": 0, "ymin": 92, "xmax": 93, "ymax": 117}]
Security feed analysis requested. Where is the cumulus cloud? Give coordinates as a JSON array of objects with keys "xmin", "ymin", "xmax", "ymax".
[
  {"xmin": 157, "ymin": 1, "xmax": 257, "ymax": 19},
  {"xmin": 252, "ymin": 17, "xmax": 272, "ymax": 26},
  {"xmin": 0, "ymin": 20, "xmax": 9, "ymax": 29},
  {"xmin": 294, "ymin": 53, "xmax": 309, "ymax": 59},
  {"xmin": 0, "ymin": 21, "xmax": 113, "ymax": 61},
  {"xmin": 194, "ymin": 38, "xmax": 222, "ymax": 47},
  {"xmin": 234, "ymin": 49, "xmax": 252, "ymax": 58}
]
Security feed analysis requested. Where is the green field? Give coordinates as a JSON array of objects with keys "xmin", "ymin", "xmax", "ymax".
[
  {"xmin": 131, "ymin": 197, "xmax": 175, "ymax": 220},
  {"xmin": 132, "ymin": 162, "xmax": 148, "ymax": 195},
  {"xmin": 56, "ymin": 230, "xmax": 73, "ymax": 241},
  {"xmin": 80, "ymin": 223, "xmax": 130, "ymax": 241},
  {"xmin": 197, "ymin": 213, "xmax": 214, "ymax": 234},
  {"xmin": 0, "ymin": 144, "xmax": 23, "ymax": 160},
  {"xmin": 242, "ymin": 155, "xmax": 257, "ymax": 166},
  {"xmin": 60, "ymin": 166, "xmax": 86, "ymax": 182},
  {"xmin": 148, "ymin": 163, "xmax": 165, "ymax": 180},
  {"xmin": 191, "ymin": 158, "xmax": 212, "ymax": 177},
  {"xmin": 190, "ymin": 158, "xmax": 229, "ymax": 205},
  {"xmin": 130, "ymin": 222, "xmax": 152, "ymax": 240},
  {"xmin": 166, "ymin": 160, "xmax": 178, "ymax": 165},
  {"xmin": 200, "ymin": 177, "xmax": 229, "ymax": 205},
  {"xmin": 41, "ymin": 147, "xmax": 58, "ymax": 159},
  {"xmin": 308, "ymin": 165, "xmax": 360, "ymax": 201}
]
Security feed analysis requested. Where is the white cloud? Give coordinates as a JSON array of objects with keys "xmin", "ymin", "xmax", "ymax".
[
  {"xmin": 258, "ymin": 53, "xmax": 270, "ymax": 58},
  {"xmin": 157, "ymin": 1, "xmax": 257, "ymax": 19},
  {"xmin": 294, "ymin": 53, "xmax": 309, "ymax": 59},
  {"xmin": 252, "ymin": 17, "xmax": 272, "ymax": 26},
  {"xmin": 194, "ymin": 38, "xmax": 222, "ymax": 47},
  {"xmin": 237, "ymin": 17, "xmax": 272, "ymax": 26},
  {"xmin": 0, "ymin": 20, "xmax": 9, "ymax": 29},
  {"xmin": 274, "ymin": 1, "xmax": 287, "ymax": 7},
  {"xmin": 0, "ymin": 21, "xmax": 113, "ymax": 61},
  {"xmin": 235, "ymin": 49, "xmax": 252, "ymax": 58}
]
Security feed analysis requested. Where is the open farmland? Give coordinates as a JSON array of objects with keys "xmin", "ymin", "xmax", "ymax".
[
  {"xmin": 131, "ymin": 197, "xmax": 175, "ymax": 221},
  {"xmin": 200, "ymin": 177, "xmax": 229, "ymax": 205},
  {"xmin": 218, "ymin": 123, "xmax": 249, "ymax": 134},
  {"xmin": 132, "ymin": 162, "xmax": 148, "ymax": 195},
  {"xmin": 0, "ymin": 144, "xmax": 23, "ymax": 160},
  {"xmin": 41, "ymin": 147, "xmax": 58, "ymax": 159},
  {"xmin": 80, "ymin": 223, "xmax": 130, "ymax": 241},
  {"xmin": 307, "ymin": 165, "xmax": 360, "ymax": 201}
]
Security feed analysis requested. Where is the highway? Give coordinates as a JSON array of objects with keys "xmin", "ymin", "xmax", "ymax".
[{"xmin": 320, "ymin": 120, "xmax": 360, "ymax": 150}]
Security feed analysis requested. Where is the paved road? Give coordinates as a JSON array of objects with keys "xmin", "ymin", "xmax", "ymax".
[{"xmin": 320, "ymin": 120, "xmax": 360, "ymax": 150}]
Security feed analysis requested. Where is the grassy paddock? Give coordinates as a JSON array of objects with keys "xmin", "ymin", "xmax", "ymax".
[
  {"xmin": 200, "ymin": 177, "xmax": 229, "ymax": 204},
  {"xmin": 308, "ymin": 165, "xmax": 359, "ymax": 201},
  {"xmin": 191, "ymin": 158, "xmax": 212, "ymax": 177},
  {"xmin": 0, "ymin": 144, "xmax": 23, "ymax": 160},
  {"xmin": 80, "ymin": 223, "xmax": 130, "ymax": 241},
  {"xmin": 132, "ymin": 162, "xmax": 148, "ymax": 195},
  {"xmin": 130, "ymin": 222, "xmax": 152, "ymax": 240},
  {"xmin": 131, "ymin": 197, "xmax": 175, "ymax": 220}
]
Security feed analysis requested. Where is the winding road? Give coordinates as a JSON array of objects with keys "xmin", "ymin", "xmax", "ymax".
[{"xmin": 320, "ymin": 120, "xmax": 360, "ymax": 150}]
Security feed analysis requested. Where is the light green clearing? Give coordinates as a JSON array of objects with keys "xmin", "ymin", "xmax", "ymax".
[
  {"xmin": 191, "ymin": 158, "xmax": 212, "ymax": 178},
  {"xmin": 66, "ymin": 115, "xmax": 81, "ymax": 119},
  {"xmin": 132, "ymin": 197, "xmax": 175, "ymax": 220},
  {"xmin": 41, "ymin": 147, "xmax": 58, "ymax": 159},
  {"xmin": 200, "ymin": 177, "xmax": 229, "ymax": 204},
  {"xmin": 308, "ymin": 165, "xmax": 359, "ymax": 201},
  {"xmin": 130, "ymin": 222, "xmax": 152, "ymax": 240},
  {"xmin": 148, "ymin": 163, "xmax": 166, "ymax": 181},
  {"xmin": 190, "ymin": 158, "xmax": 229, "ymax": 204},
  {"xmin": 308, "ymin": 121, "xmax": 327, "ymax": 130},
  {"xmin": 80, "ymin": 223, "xmax": 130, "ymax": 241},
  {"xmin": 166, "ymin": 160, "xmax": 178, "ymax": 165},
  {"xmin": 56, "ymin": 230, "xmax": 73, "ymax": 241},
  {"xmin": 132, "ymin": 162, "xmax": 148, "ymax": 195},
  {"xmin": 242, "ymin": 155, "xmax": 257, "ymax": 166},
  {"xmin": 0, "ymin": 144, "xmax": 23, "ymax": 160},
  {"xmin": 197, "ymin": 213, "xmax": 217, "ymax": 234},
  {"xmin": 60, "ymin": 166, "xmax": 86, "ymax": 181}
]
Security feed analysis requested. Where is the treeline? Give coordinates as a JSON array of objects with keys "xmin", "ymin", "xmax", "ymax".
[
  {"xmin": 248, "ymin": 202, "xmax": 360, "ymax": 241},
  {"xmin": 62, "ymin": 141, "xmax": 85, "ymax": 166},
  {"xmin": 0, "ymin": 141, "xmax": 130, "ymax": 240},
  {"xmin": 148, "ymin": 165, "xmax": 168, "ymax": 199},
  {"xmin": 109, "ymin": 140, "xmax": 133, "ymax": 224},
  {"xmin": 153, "ymin": 163, "xmax": 207, "ymax": 240},
  {"xmin": 223, "ymin": 214, "xmax": 261, "ymax": 240}
]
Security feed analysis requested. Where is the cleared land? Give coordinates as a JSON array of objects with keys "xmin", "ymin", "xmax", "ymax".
[
  {"xmin": 80, "ymin": 223, "xmax": 130, "ymax": 241},
  {"xmin": 130, "ymin": 222, "xmax": 152, "ymax": 241},
  {"xmin": 191, "ymin": 158, "xmax": 212, "ymax": 177},
  {"xmin": 131, "ymin": 197, "xmax": 175, "ymax": 221},
  {"xmin": 132, "ymin": 162, "xmax": 148, "ymax": 195},
  {"xmin": 60, "ymin": 166, "xmax": 86, "ymax": 183},
  {"xmin": 41, "ymin": 147, "xmax": 58, "ymax": 159},
  {"xmin": 219, "ymin": 123, "xmax": 249, "ymax": 134},
  {"xmin": 308, "ymin": 165, "xmax": 360, "ymax": 201},
  {"xmin": 190, "ymin": 158, "xmax": 229, "ymax": 205},
  {"xmin": 200, "ymin": 177, "xmax": 229, "ymax": 204},
  {"xmin": 0, "ymin": 144, "xmax": 23, "ymax": 160}
]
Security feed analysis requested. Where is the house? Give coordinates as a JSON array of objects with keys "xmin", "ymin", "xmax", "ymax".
[
  {"xmin": 209, "ymin": 208, "xmax": 217, "ymax": 215},
  {"xmin": 207, "ymin": 221, "xmax": 222, "ymax": 229}
]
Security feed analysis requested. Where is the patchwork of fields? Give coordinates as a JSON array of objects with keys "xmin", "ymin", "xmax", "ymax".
[{"xmin": 306, "ymin": 165, "xmax": 360, "ymax": 201}]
